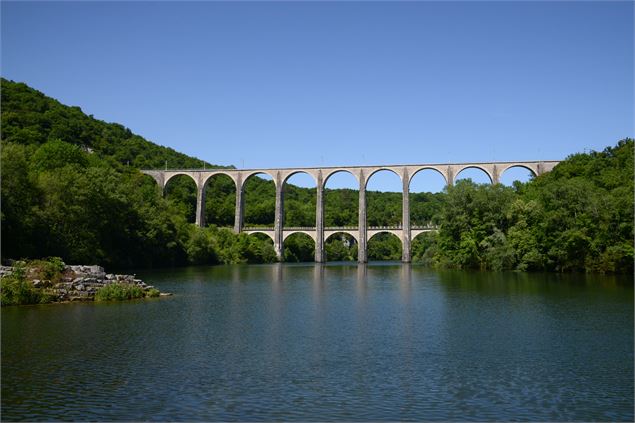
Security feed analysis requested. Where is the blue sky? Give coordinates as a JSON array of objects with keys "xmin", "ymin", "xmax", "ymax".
[{"xmin": 2, "ymin": 1, "xmax": 633, "ymax": 191}]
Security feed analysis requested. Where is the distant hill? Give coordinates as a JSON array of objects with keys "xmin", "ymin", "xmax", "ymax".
[{"xmin": 0, "ymin": 78, "xmax": 225, "ymax": 170}]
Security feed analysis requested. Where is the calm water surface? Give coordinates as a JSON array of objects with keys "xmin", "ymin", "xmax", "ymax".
[{"xmin": 2, "ymin": 263, "xmax": 633, "ymax": 421}]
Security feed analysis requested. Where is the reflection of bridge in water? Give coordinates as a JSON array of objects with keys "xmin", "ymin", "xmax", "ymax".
[{"xmin": 141, "ymin": 160, "xmax": 559, "ymax": 262}]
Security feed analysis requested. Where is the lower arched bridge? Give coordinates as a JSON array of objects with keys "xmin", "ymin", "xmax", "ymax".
[{"xmin": 141, "ymin": 159, "xmax": 559, "ymax": 263}]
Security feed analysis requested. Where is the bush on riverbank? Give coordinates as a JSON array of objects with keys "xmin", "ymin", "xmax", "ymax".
[
  {"xmin": 0, "ymin": 265, "xmax": 55, "ymax": 305},
  {"xmin": 24, "ymin": 257, "xmax": 66, "ymax": 284},
  {"xmin": 94, "ymin": 283, "xmax": 147, "ymax": 301}
]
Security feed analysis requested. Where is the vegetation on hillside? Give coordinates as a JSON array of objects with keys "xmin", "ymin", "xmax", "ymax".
[
  {"xmin": 414, "ymin": 140, "xmax": 634, "ymax": 273},
  {"xmin": 1, "ymin": 78, "xmax": 632, "ymax": 273}
]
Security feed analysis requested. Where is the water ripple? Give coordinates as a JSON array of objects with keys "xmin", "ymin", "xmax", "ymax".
[{"xmin": 2, "ymin": 264, "xmax": 633, "ymax": 421}]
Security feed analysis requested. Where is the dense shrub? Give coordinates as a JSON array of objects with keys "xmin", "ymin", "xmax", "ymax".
[
  {"xmin": 0, "ymin": 265, "xmax": 54, "ymax": 305},
  {"xmin": 94, "ymin": 283, "xmax": 146, "ymax": 301}
]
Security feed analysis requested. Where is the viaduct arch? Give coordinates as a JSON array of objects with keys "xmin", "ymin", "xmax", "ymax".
[{"xmin": 142, "ymin": 159, "xmax": 559, "ymax": 263}]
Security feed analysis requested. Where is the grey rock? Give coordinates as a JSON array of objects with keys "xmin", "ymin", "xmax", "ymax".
[{"xmin": 87, "ymin": 265, "xmax": 104, "ymax": 274}]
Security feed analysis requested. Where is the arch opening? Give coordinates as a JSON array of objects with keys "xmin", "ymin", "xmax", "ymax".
[
  {"xmin": 325, "ymin": 232, "xmax": 358, "ymax": 262},
  {"xmin": 365, "ymin": 168, "xmax": 401, "ymax": 188},
  {"xmin": 204, "ymin": 173, "xmax": 236, "ymax": 228},
  {"xmin": 366, "ymin": 169, "xmax": 402, "ymax": 227},
  {"xmin": 283, "ymin": 172, "xmax": 316, "ymax": 228},
  {"xmin": 283, "ymin": 232, "xmax": 315, "ymax": 262},
  {"xmin": 454, "ymin": 167, "xmax": 492, "ymax": 185},
  {"xmin": 164, "ymin": 174, "xmax": 197, "ymax": 224},
  {"xmin": 367, "ymin": 232, "xmax": 402, "ymax": 261},
  {"xmin": 324, "ymin": 171, "xmax": 359, "ymax": 227},
  {"xmin": 243, "ymin": 172, "xmax": 275, "ymax": 229},
  {"xmin": 500, "ymin": 165, "xmax": 536, "ymax": 188},
  {"xmin": 409, "ymin": 168, "xmax": 447, "ymax": 193},
  {"xmin": 409, "ymin": 168, "xmax": 446, "ymax": 228}
]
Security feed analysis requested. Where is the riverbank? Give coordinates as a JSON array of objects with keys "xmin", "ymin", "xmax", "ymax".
[{"xmin": 0, "ymin": 259, "xmax": 170, "ymax": 305}]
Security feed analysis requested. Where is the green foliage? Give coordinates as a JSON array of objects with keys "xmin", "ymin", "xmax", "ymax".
[
  {"xmin": 146, "ymin": 288, "xmax": 161, "ymax": 298},
  {"xmin": 243, "ymin": 176, "xmax": 275, "ymax": 226},
  {"xmin": 165, "ymin": 176, "xmax": 197, "ymax": 224},
  {"xmin": 415, "ymin": 139, "xmax": 634, "ymax": 274},
  {"xmin": 185, "ymin": 227, "xmax": 219, "ymax": 265},
  {"xmin": 411, "ymin": 232, "xmax": 440, "ymax": 266},
  {"xmin": 367, "ymin": 191, "xmax": 401, "ymax": 226},
  {"xmin": 1, "ymin": 142, "xmax": 41, "ymax": 258},
  {"xmin": 182, "ymin": 226, "xmax": 277, "ymax": 265},
  {"xmin": 205, "ymin": 175, "xmax": 236, "ymax": 227},
  {"xmin": 32, "ymin": 139, "xmax": 88, "ymax": 170},
  {"xmin": 94, "ymin": 283, "xmax": 146, "ymax": 301},
  {"xmin": 0, "ymin": 264, "xmax": 53, "ymax": 306},
  {"xmin": 368, "ymin": 233, "xmax": 402, "ymax": 261},
  {"xmin": 324, "ymin": 189, "xmax": 358, "ymax": 226},
  {"xmin": 283, "ymin": 233, "xmax": 315, "ymax": 262},
  {"xmin": 410, "ymin": 192, "xmax": 445, "ymax": 226},
  {"xmin": 211, "ymin": 229, "xmax": 277, "ymax": 264},
  {"xmin": 479, "ymin": 229, "xmax": 515, "ymax": 271},
  {"xmin": 325, "ymin": 234, "xmax": 357, "ymax": 261},
  {"xmin": 433, "ymin": 180, "xmax": 517, "ymax": 269},
  {"xmin": 26, "ymin": 257, "xmax": 65, "ymax": 284}
]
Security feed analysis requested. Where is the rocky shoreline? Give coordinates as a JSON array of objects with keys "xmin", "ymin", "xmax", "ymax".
[{"xmin": 0, "ymin": 263, "xmax": 170, "ymax": 303}]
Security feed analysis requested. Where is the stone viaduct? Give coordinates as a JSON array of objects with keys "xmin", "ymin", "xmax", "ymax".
[{"xmin": 141, "ymin": 160, "xmax": 559, "ymax": 263}]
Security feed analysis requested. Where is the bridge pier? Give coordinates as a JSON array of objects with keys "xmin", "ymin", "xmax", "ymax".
[
  {"xmin": 358, "ymin": 171, "xmax": 367, "ymax": 263},
  {"xmin": 315, "ymin": 172, "xmax": 325, "ymax": 263},
  {"xmin": 492, "ymin": 164, "xmax": 500, "ymax": 185},
  {"xmin": 234, "ymin": 173, "xmax": 244, "ymax": 233},
  {"xmin": 274, "ymin": 172, "xmax": 284, "ymax": 261},
  {"xmin": 401, "ymin": 168, "xmax": 411, "ymax": 263},
  {"xmin": 195, "ymin": 185, "xmax": 206, "ymax": 228}
]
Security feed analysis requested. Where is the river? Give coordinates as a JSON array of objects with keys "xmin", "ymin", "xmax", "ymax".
[{"xmin": 2, "ymin": 263, "xmax": 633, "ymax": 421}]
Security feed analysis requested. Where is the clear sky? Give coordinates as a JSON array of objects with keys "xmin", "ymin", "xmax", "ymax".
[{"xmin": 2, "ymin": 1, "xmax": 633, "ymax": 191}]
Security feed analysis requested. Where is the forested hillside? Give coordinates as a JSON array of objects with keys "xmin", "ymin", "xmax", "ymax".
[
  {"xmin": 1, "ymin": 79, "xmax": 216, "ymax": 170},
  {"xmin": 1, "ymin": 78, "xmax": 632, "ymax": 273},
  {"xmin": 1, "ymin": 78, "xmax": 263, "ymax": 267}
]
